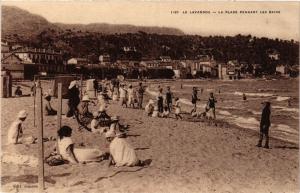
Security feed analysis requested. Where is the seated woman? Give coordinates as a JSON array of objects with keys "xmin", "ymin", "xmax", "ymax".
[
  {"xmin": 45, "ymin": 93, "xmax": 57, "ymax": 116},
  {"xmin": 105, "ymin": 130, "xmax": 143, "ymax": 167},
  {"xmin": 57, "ymin": 125, "xmax": 106, "ymax": 164},
  {"xmin": 78, "ymin": 95, "xmax": 93, "ymax": 118},
  {"xmin": 15, "ymin": 86, "xmax": 23, "ymax": 97},
  {"xmin": 7, "ymin": 110, "xmax": 36, "ymax": 145}
]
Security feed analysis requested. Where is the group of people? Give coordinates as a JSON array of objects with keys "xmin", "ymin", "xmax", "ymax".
[{"xmin": 7, "ymin": 77, "xmax": 273, "ymax": 171}]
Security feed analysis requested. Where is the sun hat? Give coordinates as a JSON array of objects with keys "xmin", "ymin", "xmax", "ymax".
[
  {"xmin": 18, "ymin": 110, "xmax": 27, "ymax": 118},
  {"xmin": 68, "ymin": 80, "xmax": 77, "ymax": 89},
  {"xmin": 82, "ymin": 95, "xmax": 90, "ymax": 102},
  {"xmin": 105, "ymin": 130, "xmax": 116, "ymax": 138}
]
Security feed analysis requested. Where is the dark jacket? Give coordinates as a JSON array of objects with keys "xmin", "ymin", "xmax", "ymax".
[
  {"xmin": 260, "ymin": 107, "xmax": 271, "ymax": 127},
  {"xmin": 67, "ymin": 87, "xmax": 80, "ymax": 107}
]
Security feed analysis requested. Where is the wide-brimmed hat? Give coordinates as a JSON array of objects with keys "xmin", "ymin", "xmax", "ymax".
[
  {"xmin": 105, "ymin": 130, "xmax": 116, "ymax": 138},
  {"xmin": 68, "ymin": 80, "xmax": 77, "ymax": 89},
  {"xmin": 82, "ymin": 95, "xmax": 90, "ymax": 102},
  {"xmin": 18, "ymin": 110, "xmax": 27, "ymax": 118}
]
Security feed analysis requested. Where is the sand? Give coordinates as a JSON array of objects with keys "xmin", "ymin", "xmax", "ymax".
[{"xmin": 1, "ymin": 80, "xmax": 299, "ymax": 193}]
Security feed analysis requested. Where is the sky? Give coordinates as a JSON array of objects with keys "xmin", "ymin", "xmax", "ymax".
[{"xmin": 2, "ymin": 1, "xmax": 300, "ymax": 40}]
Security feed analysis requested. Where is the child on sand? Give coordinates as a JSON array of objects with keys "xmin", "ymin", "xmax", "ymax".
[
  {"xmin": 152, "ymin": 106, "xmax": 160, "ymax": 117},
  {"xmin": 7, "ymin": 110, "xmax": 36, "ymax": 145},
  {"xmin": 157, "ymin": 88, "xmax": 164, "ymax": 113},
  {"xmin": 191, "ymin": 87, "xmax": 200, "ymax": 114},
  {"xmin": 206, "ymin": 92, "xmax": 217, "ymax": 119},
  {"xmin": 14, "ymin": 86, "xmax": 23, "ymax": 97},
  {"xmin": 127, "ymin": 84, "xmax": 136, "ymax": 108},
  {"xmin": 174, "ymin": 98, "xmax": 183, "ymax": 120},
  {"xmin": 162, "ymin": 106, "xmax": 170, "ymax": 118},
  {"xmin": 45, "ymin": 93, "xmax": 57, "ymax": 116},
  {"xmin": 119, "ymin": 84, "xmax": 127, "ymax": 107},
  {"xmin": 145, "ymin": 99, "xmax": 155, "ymax": 116},
  {"xmin": 165, "ymin": 86, "xmax": 173, "ymax": 112}
]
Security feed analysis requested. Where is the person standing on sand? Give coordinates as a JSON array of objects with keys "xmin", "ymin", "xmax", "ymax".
[
  {"xmin": 257, "ymin": 102, "xmax": 271, "ymax": 149},
  {"xmin": 119, "ymin": 84, "xmax": 128, "ymax": 107},
  {"xmin": 165, "ymin": 86, "xmax": 173, "ymax": 112},
  {"xmin": 157, "ymin": 88, "xmax": 164, "ymax": 113},
  {"xmin": 127, "ymin": 84, "xmax": 136, "ymax": 108},
  {"xmin": 137, "ymin": 82, "xmax": 145, "ymax": 109},
  {"xmin": 191, "ymin": 87, "xmax": 200, "ymax": 114},
  {"xmin": 67, "ymin": 80, "xmax": 80, "ymax": 118},
  {"xmin": 206, "ymin": 92, "xmax": 217, "ymax": 119}
]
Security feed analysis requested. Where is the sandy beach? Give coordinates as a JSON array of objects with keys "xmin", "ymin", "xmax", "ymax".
[{"xmin": 1, "ymin": 79, "xmax": 299, "ymax": 193}]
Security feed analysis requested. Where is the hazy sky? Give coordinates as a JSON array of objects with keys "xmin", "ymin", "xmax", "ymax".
[{"xmin": 2, "ymin": 1, "xmax": 299, "ymax": 40}]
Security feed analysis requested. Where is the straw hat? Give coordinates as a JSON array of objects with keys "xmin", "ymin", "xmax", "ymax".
[
  {"xmin": 18, "ymin": 110, "xmax": 27, "ymax": 119},
  {"xmin": 105, "ymin": 130, "xmax": 116, "ymax": 138},
  {"xmin": 82, "ymin": 95, "xmax": 90, "ymax": 102},
  {"xmin": 68, "ymin": 80, "xmax": 77, "ymax": 89}
]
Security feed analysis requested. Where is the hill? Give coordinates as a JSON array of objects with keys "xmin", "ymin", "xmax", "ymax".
[{"xmin": 1, "ymin": 5, "xmax": 184, "ymax": 41}]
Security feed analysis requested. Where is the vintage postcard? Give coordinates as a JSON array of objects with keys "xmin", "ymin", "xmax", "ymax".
[{"xmin": 1, "ymin": 1, "xmax": 299, "ymax": 193}]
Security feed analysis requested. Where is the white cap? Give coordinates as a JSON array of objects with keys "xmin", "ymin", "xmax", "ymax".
[
  {"xmin": 68, "ymin": 80, "xmax": 77, "ymax": 89},
  {"xmin": 18, "ymin": 110, "xmax": 27, "ymax": 118},
  {"xmin": 105, "ymin": 130, "xmax": 116, "ymax": 138},
  {"xmin": 82, "ymin": 95, "xmax": 90, "ymax": 101}
]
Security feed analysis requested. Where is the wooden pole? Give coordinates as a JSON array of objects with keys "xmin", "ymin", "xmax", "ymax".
[
  {"xmin": 33, "ymin": 76, "xmax": 36, "ymax": 127},
  {"xmin": 36, "ymin": 86, "xmax": 45, "ymax": 192},
  {"xmin": 80, "ymin": 74, "xmax": 83, "ymax": 100},
  {"xmin": 57, "ymin": 83, "xmax": 62, "ymax": 131}
]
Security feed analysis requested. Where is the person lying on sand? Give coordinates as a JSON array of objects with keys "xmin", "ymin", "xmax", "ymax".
[
  {"xmin": 7, "ymin": 110, "xmax": 36, "ymax": 145},
  {"xmin": 57, "ymin": 126, "xmax": 107, "ymax": 164},
  {"xmin": 105, "ymin": 130, "xmax": 143, "ymax": 167}
]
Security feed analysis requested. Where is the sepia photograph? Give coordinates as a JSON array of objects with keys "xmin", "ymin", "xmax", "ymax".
[{"xmin": 0, "ymin": 1, "xmax": 299, "ymax": 193}]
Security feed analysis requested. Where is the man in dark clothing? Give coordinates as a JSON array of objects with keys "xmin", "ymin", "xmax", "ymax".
[
  {"xmin": 93, "ymin": 79, "xmax": 99, "ymax": 96},
  {"xmin": 137, "ymin": 82, "xmax": 145, "ymax": 109},
  {"xmin": 191, "ymin": 87, "xmax": 199, "ymax": 114},
  {"xmin": 257, "ymin": 102, "xmax": 271, "ymax": 148},
  {"xmin": 67, "ymin": 81, "xmax": 80, "ymax": 118},
  {"xmin": 165, "ymin": 86, "xmax": 173, "ymax": 112}
]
